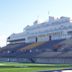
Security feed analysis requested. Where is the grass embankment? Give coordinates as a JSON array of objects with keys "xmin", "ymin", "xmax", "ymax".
[{"xmin": 0, "ymin": 62, "xmax": 72, "ymax": 72}]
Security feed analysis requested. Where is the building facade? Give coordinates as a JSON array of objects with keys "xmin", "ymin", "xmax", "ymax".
[{"xmin": 7, "ymin": 16, "xmax": 72, "ymax": 44}]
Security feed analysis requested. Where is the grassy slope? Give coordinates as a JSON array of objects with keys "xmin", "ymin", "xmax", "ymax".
[{"xmin": 0, "ymin": 62, "xmax": 72, "ymax": 72}]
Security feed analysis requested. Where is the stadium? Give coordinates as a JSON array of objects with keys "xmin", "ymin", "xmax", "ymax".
[{"xmin": 0, "ymin": 16, "xmax": 72, "ymax": 72}]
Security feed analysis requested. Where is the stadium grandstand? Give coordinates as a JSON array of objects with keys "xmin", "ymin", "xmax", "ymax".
[{"xmin": 0, "ymin": 16, "xmax": 72, "ymax": 63}]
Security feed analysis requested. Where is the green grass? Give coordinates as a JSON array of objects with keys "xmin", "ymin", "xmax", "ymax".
[{"xmin": 0, "ymin": 62, "xmax": 71, "ymax": 72}]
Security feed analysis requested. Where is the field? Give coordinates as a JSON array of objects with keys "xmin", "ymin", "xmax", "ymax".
[{"xmin": 0, "ymin": 62, "xmax": 72, "ymax": 72}]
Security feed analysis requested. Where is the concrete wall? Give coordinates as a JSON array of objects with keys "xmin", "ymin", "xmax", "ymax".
[
  {"xmin": 0, "ymin": 57, "xmax": 72, "ymax": 64},
  {"xmin": 35, "ymin": 57, "xmax": 72, "ymax": 64}
]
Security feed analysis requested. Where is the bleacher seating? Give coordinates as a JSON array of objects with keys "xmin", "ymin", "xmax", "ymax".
[
  {"xmin": 11, "ymin": 39, "xmax": 65, "ymax": 58},
  {"xmin": 0, "ymin": 43, "xmax": 30, "ymax": 52},
  {"xmin": 1, "ymin": 32, "xmax": 72, "ymax": 64},
  {"xmin": 18, "ymin": 42, "xmax": 44, "ymax": 51},
  {"xmin": 36, "ymin": 51, "xmax": 62, "ymax": 57},
  {"xmin": 57, "ymin": 51, "xmax": 72, "ymax": 57},
  {"xmin": 0, "ymin": 38, "xmax": 72, "ymax": 63}
]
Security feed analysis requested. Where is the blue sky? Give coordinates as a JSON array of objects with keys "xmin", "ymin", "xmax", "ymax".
[{"xmin": 0, "ymin": 0, "xmax": 72, "ymax": 47}]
